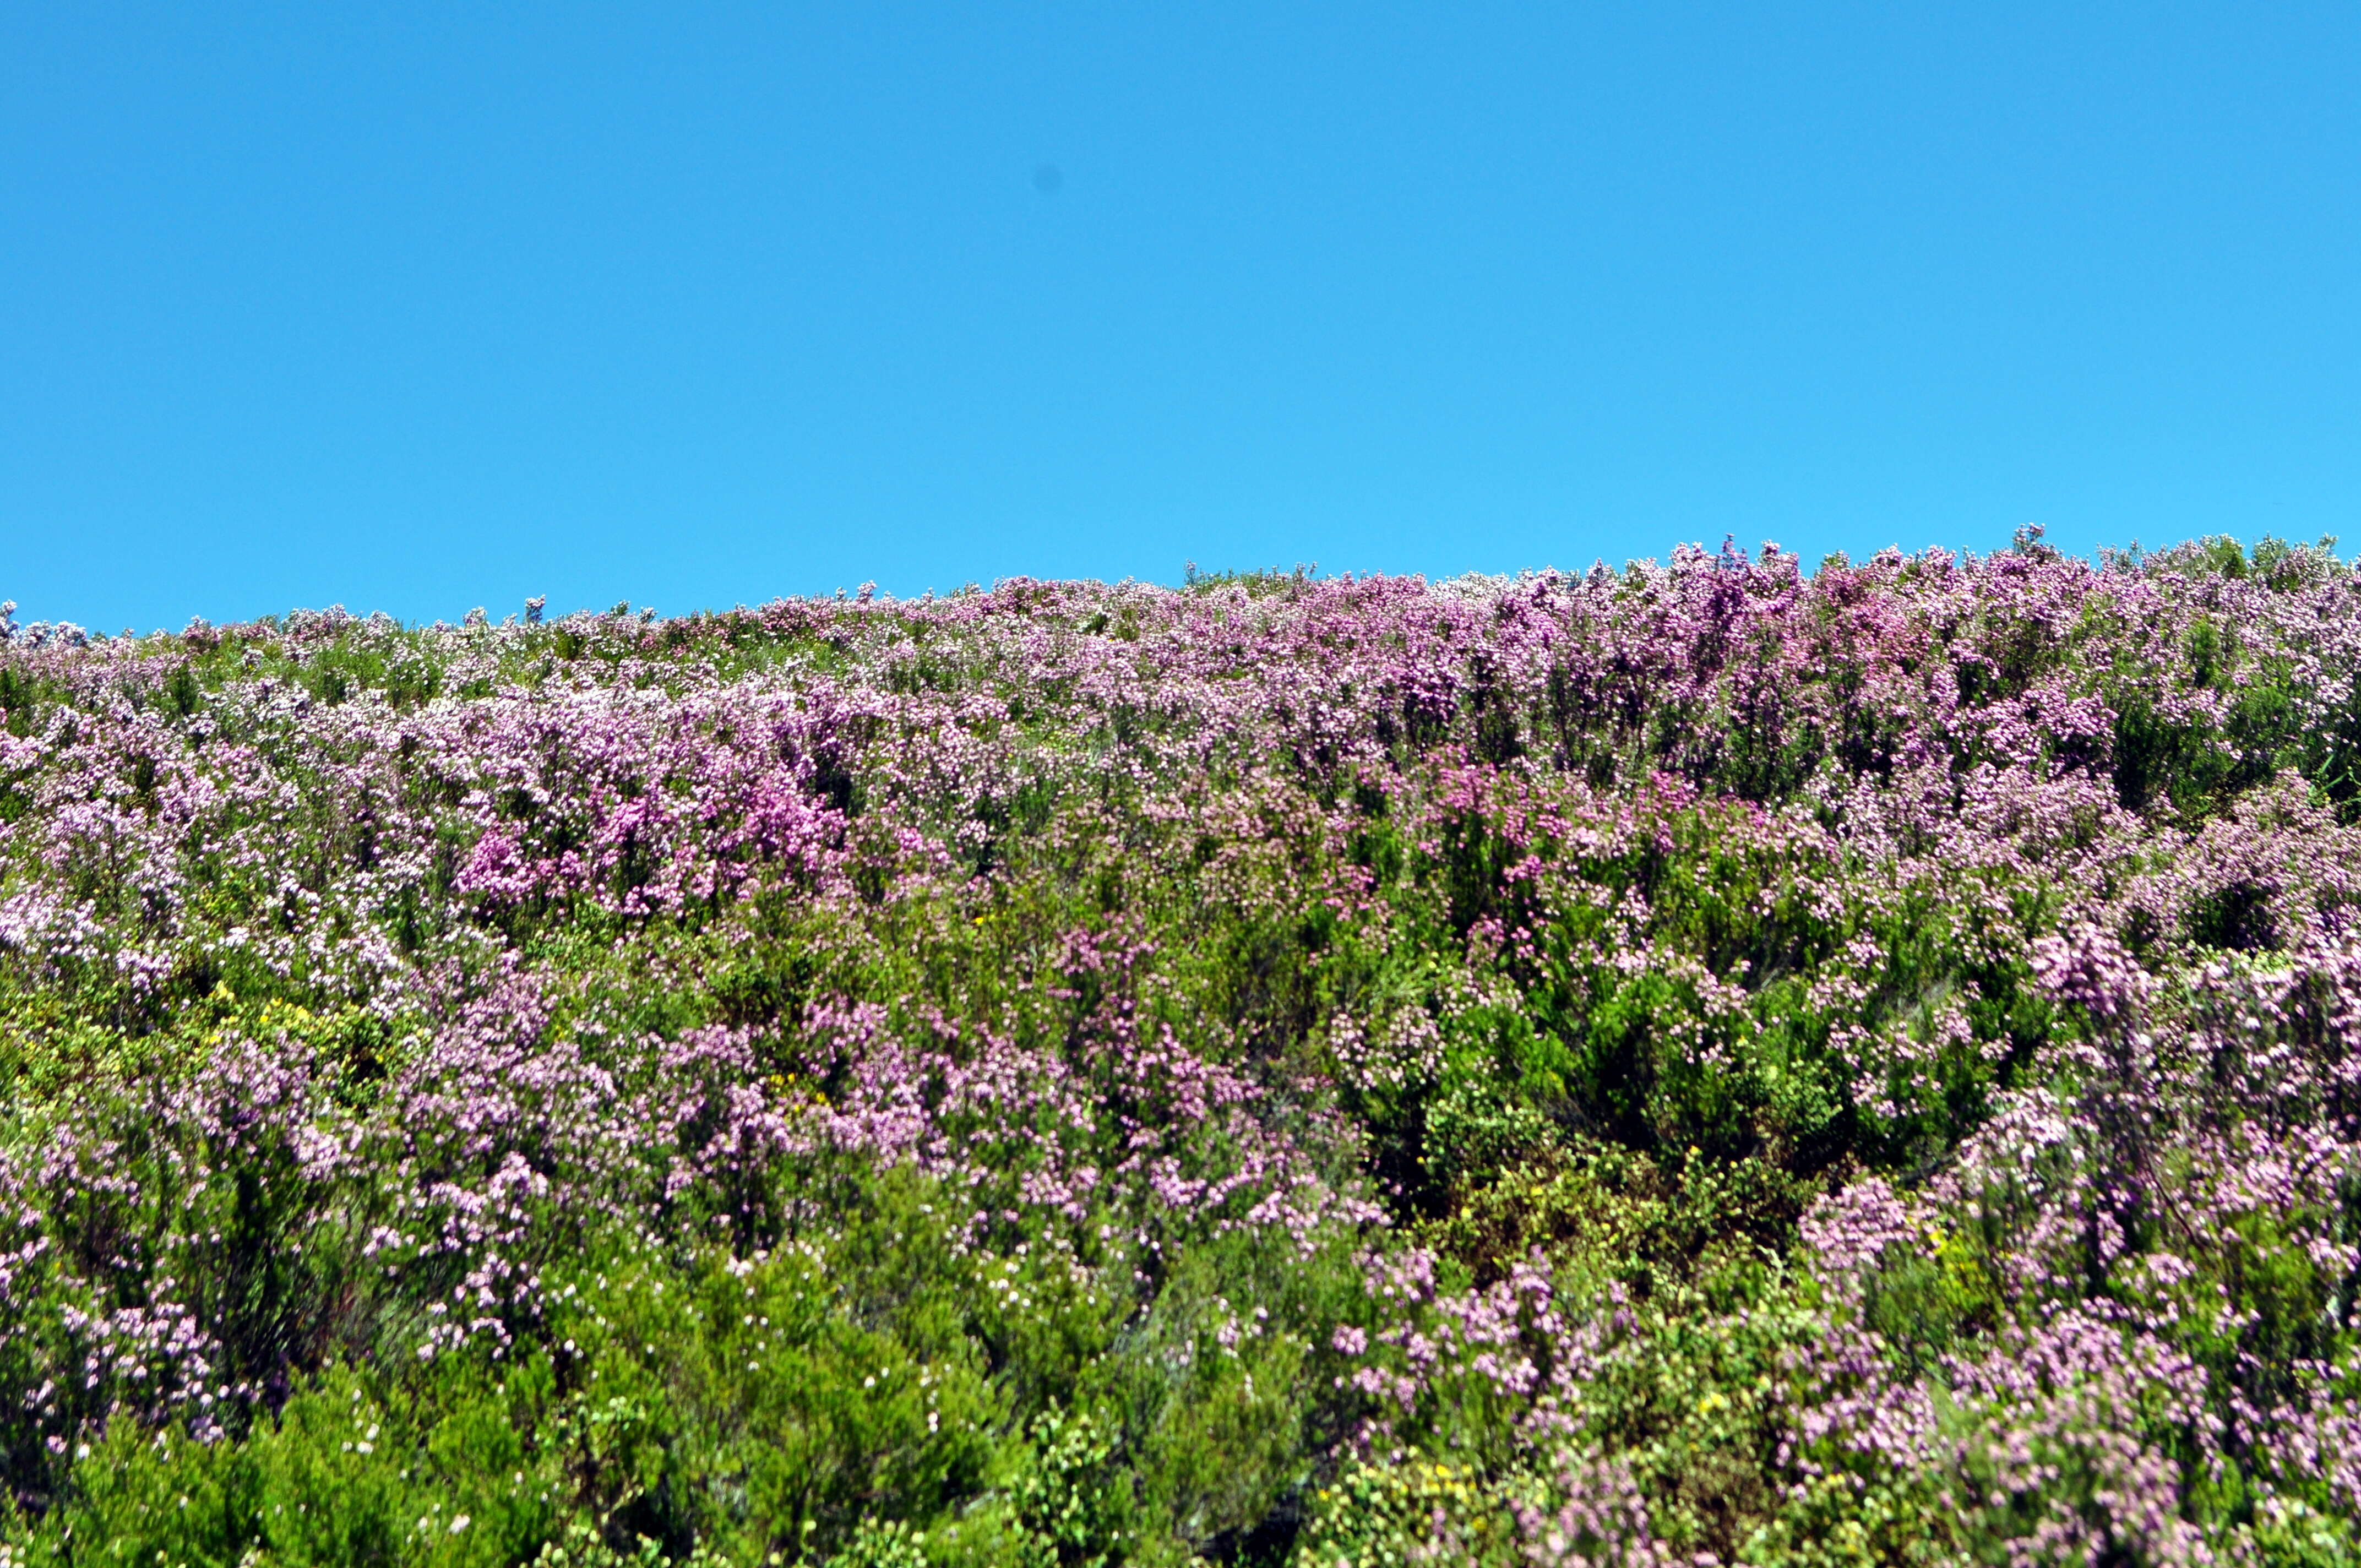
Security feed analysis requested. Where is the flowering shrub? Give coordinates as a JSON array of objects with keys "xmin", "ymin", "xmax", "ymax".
[{"xmin": 6, "ymin": 533, "xmax": 2361, "ymax": 1562}]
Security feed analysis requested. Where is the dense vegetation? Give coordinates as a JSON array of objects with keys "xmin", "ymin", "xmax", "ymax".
[{"xmin": 5, "ymin": 532, "xmax": 2361, "ymax": 1565}]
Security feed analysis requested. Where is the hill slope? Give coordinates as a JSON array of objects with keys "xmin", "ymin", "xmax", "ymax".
[{"xmin": 4, "ymin": 536, "xmax": 2361, "ymax": 1564}]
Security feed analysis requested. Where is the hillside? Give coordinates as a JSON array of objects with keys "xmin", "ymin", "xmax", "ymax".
[{"xmin": 4, "ymin": 536, "xmax": 2361, "ymax": 1565}]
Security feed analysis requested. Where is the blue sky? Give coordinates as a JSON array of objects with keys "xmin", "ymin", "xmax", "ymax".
[{"xmin": 4, "ymin": 3, "xmax": 2357, "ymax": 628}]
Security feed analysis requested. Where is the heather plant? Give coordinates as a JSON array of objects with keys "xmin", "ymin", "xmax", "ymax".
[{"xmin": 7, "ymin": 534, "xmax": 2361, "ymax": 1563}]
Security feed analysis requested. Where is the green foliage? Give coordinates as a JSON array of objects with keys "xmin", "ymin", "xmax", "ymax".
[
  {"xmin": 1005, "ymin": 1410, "xmax": 1131, "ymax": 1568},
  {"xmin": 1294, "ymin": 1460, "xmax": 1520, "ymax": 1566}
]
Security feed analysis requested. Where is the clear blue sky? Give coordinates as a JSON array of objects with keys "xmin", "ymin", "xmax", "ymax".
[{"xmin": 4, "ymin": 4, "xmax": 2357, "ymax": 629}]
